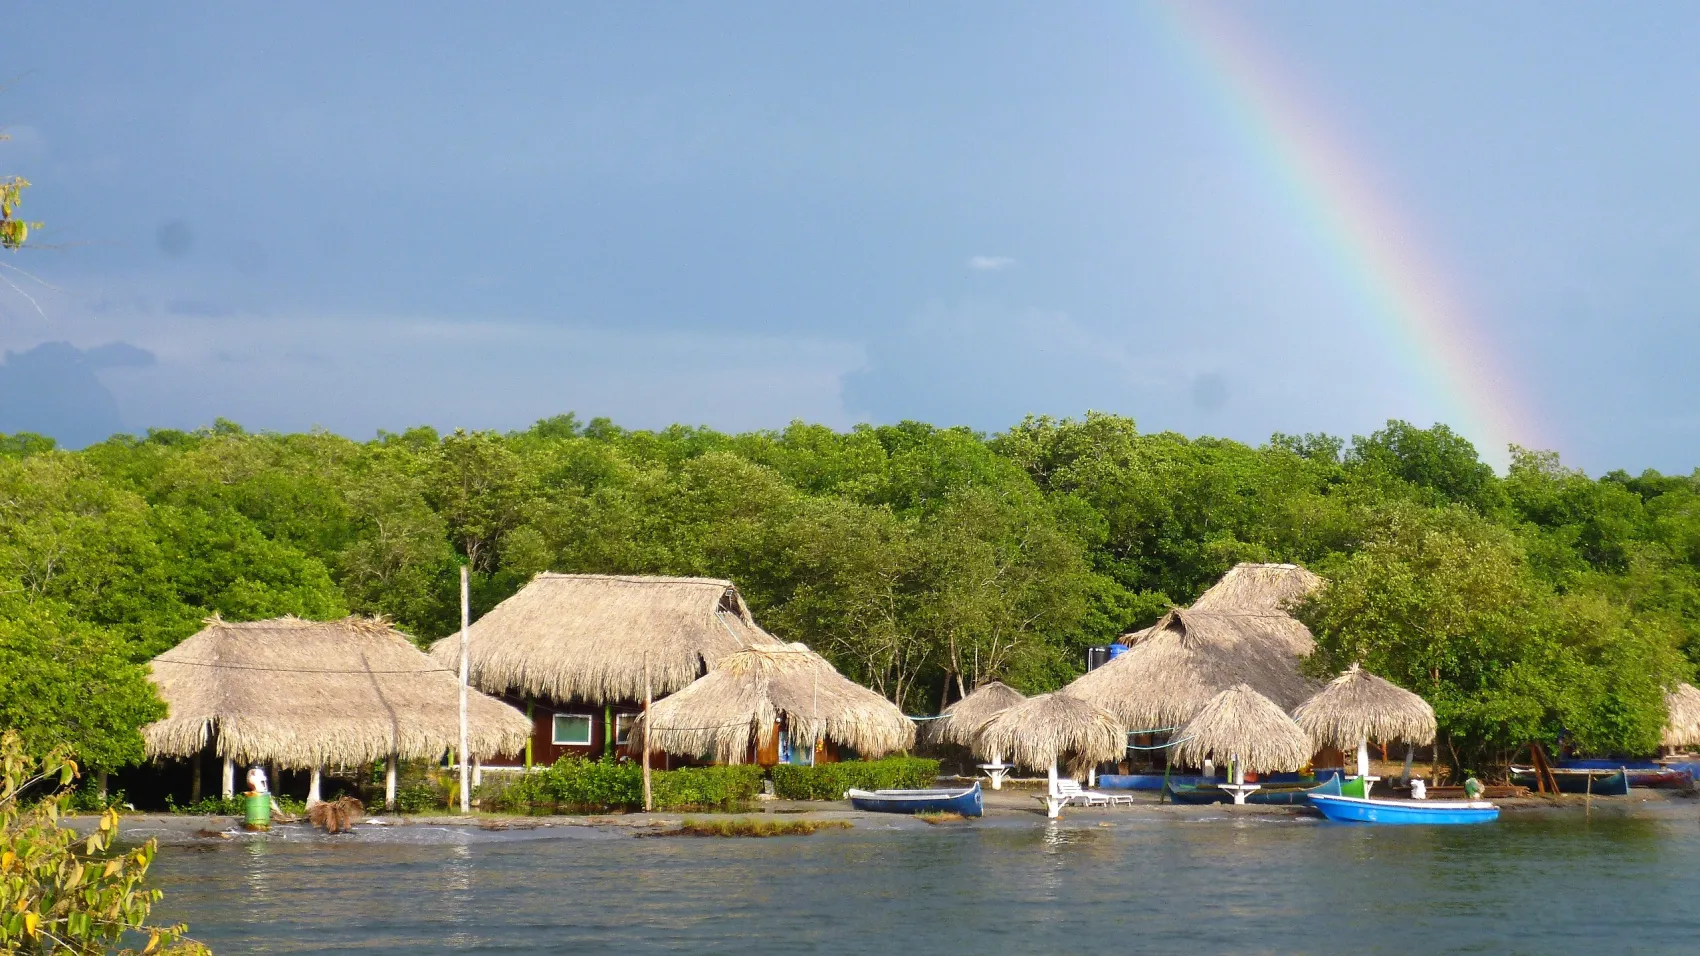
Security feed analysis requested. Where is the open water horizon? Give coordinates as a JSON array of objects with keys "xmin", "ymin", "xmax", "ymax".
[{"xmin": 145, "ymin": 807, "xmax": 1700, "ymax": 954}]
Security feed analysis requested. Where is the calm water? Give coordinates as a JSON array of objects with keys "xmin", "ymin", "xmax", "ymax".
[{"xmin": 144, "ymin": 808, "xmax": 1700, "ymax": 955}]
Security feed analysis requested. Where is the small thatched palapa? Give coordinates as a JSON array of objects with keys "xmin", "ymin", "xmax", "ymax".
[
  {"xmin": 427, "ymin": 573, "xmax": 780, "ymax": 706},
  {"xmin": 145, "ymin": 616, "xmax": 532, "ymax": 769},
  {"xmin": 973, "ymin": 693, "xmax": 1124, "ymax": 775},
  {"xmin": 1171, "ymin": 684, "xmax": 1312, "ymax": 774},
  {"xmin": 1066, "ymin": 563, "xmax": 1323, "ymax": 730},
  {"xmin": 630, "ymin": 642, "xmax": 915, "ymax": 764},
  {"xmin": 1663, "ymin": 683, "xmax": 1700, "ymax": 750},
  {"xmin": 1291, "ymin": 664, "xmax": 1437, "ymax": 750},
  {"xmin": 928, "ymin": 681, "xmax": 1026, "ymax": 748}
]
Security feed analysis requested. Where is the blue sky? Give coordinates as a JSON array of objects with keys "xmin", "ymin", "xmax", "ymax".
[{"xmin": 2, "ymin": 2, "xmax": 1698, "ymax": 472}]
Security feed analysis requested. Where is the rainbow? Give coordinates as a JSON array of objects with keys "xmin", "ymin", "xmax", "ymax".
[{"xmin": 1150, "ymin": 2, "xmax": 1539, "ymax": 459}]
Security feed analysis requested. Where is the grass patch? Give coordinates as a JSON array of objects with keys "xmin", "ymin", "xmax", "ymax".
[
  {"xmin": 644, "ymin": 817, "xmax": 853, "ymax": 838},
  {"xmin": 915, "ymin": 811, "xmax": 968, "ymax": 824}
]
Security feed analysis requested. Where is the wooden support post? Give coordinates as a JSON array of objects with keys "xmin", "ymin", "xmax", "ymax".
[
  {"xmin": 385, "ymin": 754, "xmax": 397, "ymax": 810},
  {"xmin": 190, "ymin": 755, "xmax": 202, "ymax": 803},
  {"xmin": 472, "ymin": 758, "xmax": 482, "ymax": 788},
  {"xmin": 525, "ymin": 698, "xmax": 535, "ymax": 772},
  {"xmin": 642, "ymin": 654, "xmax": 654, "ymax": 813},
  {"xmin": 307, "ymin": 765, "xmax": 323, "ymax": 807},
  {"xmin": 458, "ymin": 565, "xmax": 470, "ymax": 815},
  {"xmin": 221, "ymin": 757, "xmax": 235, "ymax": 799}
]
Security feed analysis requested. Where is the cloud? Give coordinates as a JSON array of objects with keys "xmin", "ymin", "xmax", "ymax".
[
  {"xmin": 0, "ymin": 341, "xmax": 156, "ymax": 447},
  {"xmin": 966, "ymin": 255, "xmax": 1016, "ymax": 271},
  {"xmin": 0, "ymin": 309, "xmax": 865, "ymax": 439}
]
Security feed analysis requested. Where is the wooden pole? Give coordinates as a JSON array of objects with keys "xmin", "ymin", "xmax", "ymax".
[
  {"xmin": 642, "ymin": 654, "xmax": 654, "ymax": 813},
  {"xmin": 190, "ymin": 755, "xmax": 202, "ymax": 803},
  {"xmin": 385, "ymin": 754, "xmax": 397, "ymax": 810},
  {"xmin": 221, "ymin": 757, "xmax": 235, "ymax": 799},
  {"xmin": 307, "ymin": 765, "xmax": 322, "ymax": 807},
  {"xmin": 458, "ymin": 565, "xmax": 471, "ymax": 815}
]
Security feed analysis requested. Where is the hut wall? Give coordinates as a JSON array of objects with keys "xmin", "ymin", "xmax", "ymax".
[{"xmin": 495, "ymin": 695, "xmax": 686, "ymax": 771}]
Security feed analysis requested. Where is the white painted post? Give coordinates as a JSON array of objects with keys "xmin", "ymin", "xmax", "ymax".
[
  {"xmin": 1356, "ymin": 738, "xmax": 1371, "ymax": 780},
  {"xmin": 458, "ymin": 565, "xmax": 471, "ymax": 815},
  {"xmin": 472, "ymin": 758, "xmax": 483, "ymax": 788},
  {"xmin": 307, "ymin": 766, "xmax": 323, "ymax": 807},
  {"xmin": 221, "ymin": 758, "xmax": 235, "ymax": 799},
  {"xmin": 1045, "ymin": 759, "xmax": 1064, "ymax": 818},
  {"xmin": 385, "ymin": 754, "xmax": 397, "ymax": 810}
]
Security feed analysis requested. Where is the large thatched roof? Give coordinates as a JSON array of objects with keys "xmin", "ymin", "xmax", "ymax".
[
  {"xmin": 145, "ymin": 616, "xmax": 532, "ymax": 769},
  {"xmin": 1664, "ymin": 682, "xmax": 1700, "ymax": 749},
  {"xmin": 629, "ymin": 642, "xmax": 915, "ymax": 764},
  {"xmin": 427, "ymin": 573, "xmax": 781, "ymax": 706},
  {"xmin": 928, "ymin": 681, "xmax": 1026, "ymax": 748},
  {"xmin": 1171, "ymin": 684, "xmax": 1313, "ymax": 774},
  {"xmin": 1065, "ymin": 563, "xmax": 1322, "ymax": 730},
  {"xmin": 973, "ymin": 693, "xmax": 1124, "ymax": 775},
  {"xmin": 1291, "ymin": 664, "xmax": 1437, "ymax": 749}
]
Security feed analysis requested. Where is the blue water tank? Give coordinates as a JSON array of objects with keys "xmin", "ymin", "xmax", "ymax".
[{"xmin": 1107, "ymin": 643, "xmax": 1128, "ymax": 660}]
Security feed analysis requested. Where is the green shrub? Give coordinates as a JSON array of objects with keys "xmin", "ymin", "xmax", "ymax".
[
  {"xmin": 496, "ymin": 757, "xmax": 764, "ymax": 813},
  {"xmin": 165, "ymin": 794, "xmax": 244, "ymax": 815},
  {"xmin": 770, "ymin": 757, "xmax": 940, "ymax": 800},
  {"xmin": 395, "ymin": 781, "xmax": 446, "ymax": 813},
  {"xmin": 652, "ymin": 764, "xmax": 763, "ymax": 811}
]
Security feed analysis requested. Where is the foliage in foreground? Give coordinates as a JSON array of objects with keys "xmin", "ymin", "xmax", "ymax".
[
  {"xmin": 769, "ymin": 757, "xmax": 940, "ymax": 800},
  {"xmin": 0, "ymin": 732, "xmax": 208, "ymax": 955}
]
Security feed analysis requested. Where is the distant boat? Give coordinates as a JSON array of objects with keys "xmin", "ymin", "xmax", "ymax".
[
  {"xmin": 1308, "ymin": 793, "xmax": 1499, "ymax": 825},
  {"xmin": 1509, "ymin": 767, "xmax": 1630, "ymax": 795},
  {"xmin": 847, "ymin": 782, "xmax": 983, "ymax": 817},
  {"xmin": 1164, "ymin": 775, "xmax": 1342, "ymax": 806}
]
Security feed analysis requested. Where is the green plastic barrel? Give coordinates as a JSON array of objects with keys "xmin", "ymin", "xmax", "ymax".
[{"xmin": 244, "ymin": 793, "xmax": 272, "ymax": 829}]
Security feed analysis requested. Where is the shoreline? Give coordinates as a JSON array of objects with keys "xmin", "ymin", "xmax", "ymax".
[{"xmin": 87, "ymin": 785, "xmax": 1700, "ymax": 843}]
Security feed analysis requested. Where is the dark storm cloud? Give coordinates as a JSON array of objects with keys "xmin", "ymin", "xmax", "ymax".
[{"xmin": 0, "ymin": 341, "xmax": 156, "ymax": 447}]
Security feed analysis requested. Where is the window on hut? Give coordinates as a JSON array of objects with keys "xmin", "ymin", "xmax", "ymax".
[
  {"xmin": 614, "ymin": 713, "xmax": 636, "ymax": 746},
  {"xmin": 552, "ymin": 713, "xmax": 593, "ymax": 746}
]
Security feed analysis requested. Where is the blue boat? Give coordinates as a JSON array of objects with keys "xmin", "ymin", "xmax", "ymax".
[
  {"xmin": 847, "ymin": 782, "xmax": 983, "ymax": 817},
  {"xmin": 1308, "ymin": 793, "xmax": 1499, "ymax": 825},
  {"xmin": 1099, "ymin": 774, "xmax": 1204, "ymax": 791}
]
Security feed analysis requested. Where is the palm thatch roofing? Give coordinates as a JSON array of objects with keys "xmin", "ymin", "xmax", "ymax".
[
  {"xmin": 1663, "ymin": 682, "xmax": 1700, "ymax": 749},
  {"xmin": 1065, "ymin": 563, "xmax": 1323, "ymax": 730},
  {"xmin": 144, "ymin": 616, "xmax": 533, "ymax": 769},
  {"xmin": 427, "ymin": 573, "xmax": 782, "ymax": 706},
  {"xmin": 972, "ymin": 693, "xmax": 1124, "ymax": 775},
  {"xmin": 1291, "ymin": 664, "xmax": 1437, "ymax": 749},
  {"xmin": 1171, "ymin": 684, "xmax": 1313, "ymax": 774},
  {"xmin": 629, "ymin": 642, "xmax": 915, "ymax": 764},
  {"xmin": 927, "ymin": 681, "xmax": 1027, "ymax": 748}
]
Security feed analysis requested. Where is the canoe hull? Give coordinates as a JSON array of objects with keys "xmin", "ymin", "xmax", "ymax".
[
  {"xmin": 1510, "ymin": 768, "xmax": 1630, "ymax": 795},
  {"xmin": 847, "ymin": 783, "xmax": 983, "ymax": 817},
  {"xmin": 1308, "ymin": 793, "xmax": 1499, "ymax": 825},
  {"xmin": 1165, "ymin": 775, "xmax": 1343, "ymax": 806}
]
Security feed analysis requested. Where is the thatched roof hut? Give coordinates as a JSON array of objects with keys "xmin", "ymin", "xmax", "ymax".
[
  {"xmin": 427, "ymin": 573, "xmax": 781, "ymax": 706},
  {"xmin": 1663, "ymin": 682, "xmax": 1700, "ymax": 750},
  {"xmin": 973, "ymin": 693, "xmax": 1124, "ymax": 775},
  {"xmin": 1066, "ymin": 563, "xmax": 1323, "ymax": 730},
  {"xmin": 1291, "ymin": 664, "xmax": 1436, "ymax": 750},
  {"xmin": 629, "ymin": 643, "xmax": 915, "ymax": 764},
  {"xmin": 1171, "ymin": 684, "xmax": 1313, "ymax": 774},
  {"xmin": 927, "ymin": 681, "xmax": 1026, "ymax": 748},
  {"xmin": 144, "ymin": 616, "xmax": 532, "ymax": 769}
]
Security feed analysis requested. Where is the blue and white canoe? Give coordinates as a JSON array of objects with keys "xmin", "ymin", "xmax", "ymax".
[
  {"xmin": 1308, "ymin": 792, "xmax": 1498, "ymax": 825},
  {"xmin": 847, "ymin": 782, "xmax": 983, "ymax": 817}
]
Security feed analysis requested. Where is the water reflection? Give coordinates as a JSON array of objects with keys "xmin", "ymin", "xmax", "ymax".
[{"xmin": 146, "ymin": 814, "xmax": 1700, "ymax": 955}]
